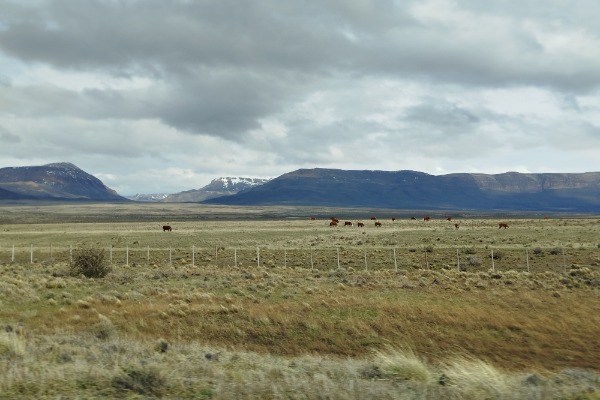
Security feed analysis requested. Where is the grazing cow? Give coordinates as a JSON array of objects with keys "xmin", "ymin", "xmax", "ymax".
[
  {"xmin": 391, "ymin": 217, "xmax": 396, "ymax": 222},
  {"xmin": 344, "ymin": 221, "xmax": 353, "ymax": 226},
  {"xmin": 411, "ymin": 217, "xmax": 417, "ymax": 220},
  {"xmin": 309, "ymin": 217, "xmax": 316, "ymax": 220},
  {"xmin": 330, "ymin": 217, "xmax": 339, "ymax": 223},
  {"xmin": 374, "ymin": 221, "xmax": 382, "ymax": 227},
  {"xmin": 370, "ymin": 216, "xmax": 377, "ymax": 220},
  {"xmin": 330, "ymin": 221, "xmax": 338, "ymax": 227},
  {"xmin": 447, "ymin": 217, "xmax": 452, "ymax": 221},
  {"xmin": 423, "ymin": 216, "xmax": 431, "ymax": 221},
  {"xmin": 357, "ymin": 222, "xmax": 365, "ymax": 228},
  {"xmin": 162, "ymin": 225, "xmax": 172, "ymax": 232},
  {"xmin": 498, "ymin": 223, "xmax": 509, "ymax": 229},
  {"xmin": 454, "ymin": 223, "xmax": 460, "ymax": 230}
]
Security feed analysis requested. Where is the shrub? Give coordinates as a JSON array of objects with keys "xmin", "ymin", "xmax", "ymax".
[
  {"xmin": 549, "ymin": 247, "xmax": 562, "ymax": 255},
  {"xmin": 466, "ymin": 256, "xmax": 481, "ymax": 267},
  {"xmin": 70, "ymin": 247, "xmax": 111, "ymax": 278},
  {"xmin": 111, "ymin": 366, "xmax": 166, "ymax": 397}
]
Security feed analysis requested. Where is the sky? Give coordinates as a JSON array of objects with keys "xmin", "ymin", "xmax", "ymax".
[{"xmin": 1, "ymin": 0, "xmax": 600, "ymax": 196}]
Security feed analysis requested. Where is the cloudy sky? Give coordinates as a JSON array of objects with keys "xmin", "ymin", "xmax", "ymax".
[{"xmin": 1, "ymin": 0, "xmax": 600, "ymax": 195}]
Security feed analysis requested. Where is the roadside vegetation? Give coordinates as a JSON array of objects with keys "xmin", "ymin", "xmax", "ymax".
[{"xmin": 0, "ymin": 204, "xmax": 599, "ymax": 398}]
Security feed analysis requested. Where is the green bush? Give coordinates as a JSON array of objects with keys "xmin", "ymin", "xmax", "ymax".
[{"xmin": 70, "ymin": 247, "xmax": 111, "ymax": 278}]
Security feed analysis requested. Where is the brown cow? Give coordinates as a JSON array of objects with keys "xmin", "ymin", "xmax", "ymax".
[
  {"xmin": 498, "ymin": 223, "xmax": 509, "ymax": 229},
  {"xmin": 162, "ymin": 225, "xmax": 172, "ymax": 232},
  {"xmin": 309, "ymin": 217, "xmax": 316, "ymax": 220},
  {"xmin": 330, "ymin": 217, "xmax": 339, "ymax": 223},
  {"xmin": 423, "ymin": 216, "xmax": 431, "ymax": 221},
  {"xmin": 370, "ymin": 216, "xmax": 377, "ymax": 220},
  {"xmin": 374, "ymin": 221, "xmax": 382, "ymax": 227},
  {"xmin": 454, "ymin": 223, "xmax": 460, "ymax": 230},
  {"xmin": 344, "ymin": 221, "xmax": 353, "ymax": 226},
  {"xmin": 330, "ymin": 221, "xmax": 338, "ymax": 227},
  {"xmin": 447, "ymin": 217, "xmax": 452, "ymax": 221},
  {"xmin": 357, "ymin": 222, "xmax": 365, "ymax": 228}
]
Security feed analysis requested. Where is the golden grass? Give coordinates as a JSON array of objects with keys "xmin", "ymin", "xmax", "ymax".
[{"xmin": 0, "ymin": 205, "xmax": 599, "ymax": 398}]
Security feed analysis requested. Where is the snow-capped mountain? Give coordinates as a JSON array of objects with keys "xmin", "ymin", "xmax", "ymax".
[{"xmin": 161, "ymin": 177, "xmax": 270, "ymax": 202}]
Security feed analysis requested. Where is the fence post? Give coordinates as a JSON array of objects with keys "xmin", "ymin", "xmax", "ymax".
[
  {"xmin": 364, "ymin": 249, "xmax": 368, "ymax": 271},
  {"xmin": 12, "ymin": 244, "xmax": 15, "ymax": 263},
  {"xmin": 215, "ymin": 246, "xmax": 218, "ymax": 264},
  {"xmin": 393, "ymin": 247, "xmax": 398, "ymax": 272},
  {"xmin": 491, "ymin": 249, "xmax": 495, "ymax": 273},
  {"xmin": 30, "ymin": 244, "xmax": 33, "ymax": 264},
  {"xmin": 457, "ymin": 248, "xmax": 460, "ymax": 271}
]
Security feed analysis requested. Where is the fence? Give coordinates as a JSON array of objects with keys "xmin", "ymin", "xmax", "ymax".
[{"xmin": 2, "ymin": 243, "xmax": 598, "ymax": 274}]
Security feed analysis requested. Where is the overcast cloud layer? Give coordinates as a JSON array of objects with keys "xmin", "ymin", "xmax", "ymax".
[{"xmin": 1, "ymin": 0, "xmax": 600, "ymax": 195}]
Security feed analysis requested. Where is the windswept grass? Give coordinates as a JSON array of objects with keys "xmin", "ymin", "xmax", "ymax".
[{"xmin": 0, "ymin": 206, "xmax": 599, "ymax": 398}]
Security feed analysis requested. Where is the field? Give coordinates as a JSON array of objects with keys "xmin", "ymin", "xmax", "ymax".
[{"xmin": 1, "ymin": 203, "xmax": 599, "ymax": 399}]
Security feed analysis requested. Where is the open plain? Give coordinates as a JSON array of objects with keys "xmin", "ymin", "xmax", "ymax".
[{"xmin": 1, "ymin": 203, "xmax": 599, "ymax": 399}]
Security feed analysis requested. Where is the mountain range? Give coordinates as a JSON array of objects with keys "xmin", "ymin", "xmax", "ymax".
[
  {"xmin": 203, "ymin": 168, "xmax": 600, "ymax": 212},
  {"xmin": 1, "ymin": 163, "xmax": 600, "ymax": 212}
]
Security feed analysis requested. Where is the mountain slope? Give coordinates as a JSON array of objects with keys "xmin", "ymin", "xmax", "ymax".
[
  {"xmin": 0, "ymin": 162, "xmax": 127, "ymax": 201},
  {"xmin": 203, "ymin": 168, "xmax": 600, "ymax": 211},
  {"xmin": 162, "ymin": 177, "xmax": 270, "ymax": 202}
]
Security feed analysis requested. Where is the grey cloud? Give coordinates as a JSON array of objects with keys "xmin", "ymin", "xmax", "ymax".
[
  {"xmin": 403, "ymin": 99, "xmax": 481, "ymax": 136},
  {"xmin": 0, "ymin": 125, "xmax": 21, "ymax": 143}
]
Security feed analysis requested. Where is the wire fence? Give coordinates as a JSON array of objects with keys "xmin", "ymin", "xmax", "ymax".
[{"xmin": 2, "ymin": 243, "xmax": 598, "ymax": 274}]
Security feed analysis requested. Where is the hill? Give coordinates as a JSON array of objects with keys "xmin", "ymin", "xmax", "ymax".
[
  {"xmin": 161, "ymin": 177, "xmax": 270, "ymax": 202},
  {"xmin": 203, "ymin": 168, "xmax": 600, "ymax": 212},
  {"xmin": 0, "ymin": 162, "xmax": 127, "ymax": 201}
]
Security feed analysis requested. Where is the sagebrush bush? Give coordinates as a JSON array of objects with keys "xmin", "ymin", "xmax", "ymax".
[{"xmin": 70, "ymin": 247, "xmax": 111, "ymax": 278}]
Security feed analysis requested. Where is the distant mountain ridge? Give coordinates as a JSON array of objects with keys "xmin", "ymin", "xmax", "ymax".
[
  {"xmin": 161, "ymin": 177, "xmax": 270, "ymax": 202},
  {"xmin": 203, "ymin": 168, "xmax": 600, "ymax": 212},
  {"xmin": 0, "ymin": 162, "xmax": 126, "ymax": 201}
]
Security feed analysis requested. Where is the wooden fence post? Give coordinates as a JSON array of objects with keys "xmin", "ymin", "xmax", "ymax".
[
  {"xmin": 491, "ymin": 249, "xmax": 495, "ymax": 273},
  {"xmin": 364, "ymin": 249, "xmax": 368, "ymax": 271}
]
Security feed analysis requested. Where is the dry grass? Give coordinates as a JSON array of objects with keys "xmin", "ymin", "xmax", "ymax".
[{"xmin": 0, "ymin": 204, "xmax": 599, "ymax": 398}]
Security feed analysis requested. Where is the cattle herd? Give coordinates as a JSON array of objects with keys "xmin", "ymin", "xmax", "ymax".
[
  {"xmin": 317, "ymin": 216, "xmax": 509, "ymax": 230},
  {"xmin": 161, "ymin": 218, "xmax": 511, "ymax": 231}
]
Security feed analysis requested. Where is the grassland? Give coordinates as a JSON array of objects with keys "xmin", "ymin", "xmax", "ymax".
[{"xmin": 0, "ymin": 203, "xmax": 599, "ymax": 399}]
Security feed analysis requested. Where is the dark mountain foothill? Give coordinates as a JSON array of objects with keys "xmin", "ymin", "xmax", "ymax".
[
  {"xmin": 0, "ymin": 162, "xmax": 127, "ymax": 201},
  {"xmin": 203, "ymin": 168, "xmax": 600, "ymax": 212}
]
